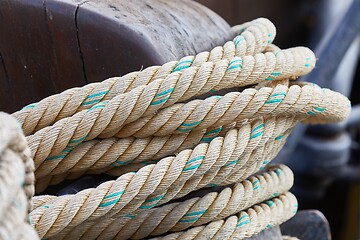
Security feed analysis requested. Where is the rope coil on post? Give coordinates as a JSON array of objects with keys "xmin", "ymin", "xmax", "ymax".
[{"xmin": 0, "ymin": 18, "xmax": 351, "ymax": 239}]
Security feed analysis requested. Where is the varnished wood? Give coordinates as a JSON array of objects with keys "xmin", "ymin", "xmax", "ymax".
[{"xmin": 0, "ymin": 0, "xmax": 231, "ymax": 113}]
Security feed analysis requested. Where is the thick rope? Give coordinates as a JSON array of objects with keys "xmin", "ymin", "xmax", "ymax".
[
  {"xmin": 54, "ymin": 164, "xmax": 293, "ymax": 239},
  {"xmin": 149, "ymin": 192, "xmax": 298, "ymax": 240},
  {"xmin": 27, "ymin": 46, "xmax": 316, "ymax": 167},
  {"xmin": 0, "ymin": 112, "xmax": 38, "ymax": 239},
  {"xmin": 35, "ymin": 127, "xmax": 214, "ymax": 179},
  {"xmin": 30, "ymin": 116, "xmax": 295, "ymax": 238},
  {"xmin": 33, "ymin": 125, "xmax": 227, "ymax": 192},
  {"xmin": 30, "ymin": 82, "xmax": 350, "ymax": 182},
  {"xmin": 3, "ymin": 17, "xmax": 350, "ymax": 240},
  {"xmin": 14, "ymin": 18, "xmax": 277, "ymax": 136},
  {"xmin": 33, "ymin": 113, "xmax": 294, "ymax": 194},
  {"xmin": 113, "ymin": 83, "xmax": 349, "ymax": 138}
]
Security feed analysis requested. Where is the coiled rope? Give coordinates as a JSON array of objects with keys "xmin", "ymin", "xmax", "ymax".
[
  {"xmin": 52, "ymin": 164, "xmax": 294, "ymax": 239},
  {"xmin": 2, "ymin": 18, "xmax": 350, "ymax": 239},
  {"xmin": 0, "ymin": 113, "xmax": 38, "ymax": 239},
  {"xmin": 150, "ymin": 192, "xmax": 298, "ymax": 240}
]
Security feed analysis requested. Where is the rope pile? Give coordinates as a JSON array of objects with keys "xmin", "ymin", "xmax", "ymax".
[{"xmin": 1, "ymin": 18, "xmax": 350, "ymax": 239}]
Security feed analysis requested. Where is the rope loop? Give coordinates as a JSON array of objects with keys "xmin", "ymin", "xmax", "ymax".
[{"xmin": 1, "ymin": 17, "xmax": 351, "ymax": 239}]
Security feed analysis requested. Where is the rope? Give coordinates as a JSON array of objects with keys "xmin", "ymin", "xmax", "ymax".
[
  {"xmin": 30, "ymin": 116, "xmax": 296, "ymax": 237},
  {"xmin": 149, "ymin": 192, "xmax": 298, "ymax": 240},
  {"xmin": 34, "ymin": 113, "xmax": 294, "ymax": 194},
  {"xmin": 1, "ymin": 17, "xmax": 351, "ymax": 239},
  {"xmin": 13, "ymin": 18, "xmax": 278, "ymax": 136},
  {"xmin": 53, "ymin": 164, "xmax": 293, "ymax": 239},
  {"xmin": 29, "ymin": 82, "xmax": 349, "ymax": 188},
  {"xmin": 0, "ymin": 112, "xmax": 38, "ymax": 239},
  {"xmin": 113, "ymin": 82, "xmax": 349, "ymax": 138},
  {"xmin": 26, "ymin": 46, "xmax": 316, "ymax": 166}
]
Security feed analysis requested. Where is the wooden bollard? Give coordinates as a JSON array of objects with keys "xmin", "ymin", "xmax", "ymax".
[{"xmin": 0, "ymin": 0, "xmax": 232, "ymax": 113}]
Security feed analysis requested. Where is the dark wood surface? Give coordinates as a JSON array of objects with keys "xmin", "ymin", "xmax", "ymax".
[
  {"xmin": 0, "ymin": 0, "xmax": 231, "ymax": 113},
  {"xmin": 197, "ymin": 0, "xmax": 311, "ymax": 49}
]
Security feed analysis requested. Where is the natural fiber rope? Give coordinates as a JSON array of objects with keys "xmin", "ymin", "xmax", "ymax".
[
  {"xmin": 27, "ymin": 46, "xmax": 316, "ymax": 166},
  {"xmin": 2, "ymin": 17, "xmax": 350, "ymax": 240},
  {"xmin": 13, "ymin": 18, "xmax": 277, "ymax": 136},
  {"xmin": 53, "ymin": 164, "xmax": 293, "ymax": 239},
  {"xmin": 30, "ymin": 82, "xmax": 349, "ymax": 185},
  {"xmin": 28, "ymin": 84, "xmax": 348, "ymax": 239},
  {"xmin": 30, "ymin": 116, "xmax": 295, "ymax": 238},
  {"xmin": 112, "ymin": 82, "xmax": 349, "ymax": 139},
  {"xmin": 35, "ymin": 127, "xmax": 218, "ymax": 179},
  {"xmin": 0, "ymin": 112, "xmax": 38, "ymax": 239},
  {"xmin": 149, "ymin": 192, "xmax": 298, "ymax": 240},
  {"xmin": 34, "ymin": 113, "xmax": 294, "ymax": 194}
]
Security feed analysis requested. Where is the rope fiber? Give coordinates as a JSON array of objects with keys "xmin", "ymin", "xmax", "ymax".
[{"xmin": 0, "ymin": 18, "xmax": 350, "ymax": 240}]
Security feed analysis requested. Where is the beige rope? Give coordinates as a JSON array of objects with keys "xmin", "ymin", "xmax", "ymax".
[
  {"xmin": 113, "ymin": 83, "xmax": 349, "ymax": 139},
  {"xmin": 35, "ymin": 127, "xmax": 211, "ymax": 179},
  {"xmin": 54, "ymin": 164, "xmax": 293, "ymax": 239},
  {"xmin": 30, "ymin": 116, "xmax": 295, "ymax": 238},
  {"xmin": 4, "ymin": 17, "xmax": 350, "ymax": 240},
  {"xmin": 34, "ymin": 121, "xmax": 241, "ymax": 192},
  {"xmin": 33, "ymin": 122, "xmax": 239, "ymax": 192},
  {"xmin": 28, "ymin": 82, "xmax": 349, "ymax": 185},
  {"xmin": 0, "ymin": 112, "xmax": 38, "ymax": 239},
  {"xmin": 149, "ymin": 192, "xmax": 298, "ymax": 240},
  {"xmin": 14, "ymin": 18, "xmax": 277, "ymax": 136},
  {"xmin": 33, "ymin": 113, "xmax": 293, "ymax": 194},
  {"xmin": 27, "ymin": 46, "xmax": 315, "ymax": 168}
]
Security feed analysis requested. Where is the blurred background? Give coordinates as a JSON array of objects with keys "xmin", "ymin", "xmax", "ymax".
[{"xmin": 197, "ymin": 0, "xmax": 360, "ymax": 239}]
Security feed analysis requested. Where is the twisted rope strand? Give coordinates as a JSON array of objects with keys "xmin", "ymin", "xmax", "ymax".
[
  {"xmin": 35, "ymin": 107, "xmax": 288, "ymax": 187},
  {"xmin": 154, "ymin": 120, "xmax": 292, "ymax": 206},
  {"xmin": 32, "ymin": 116, "xmax": 277, "ymax": 193},
  {"xmin": 2, "ymin": 15, "xmax": 353, "ymax": 240},
  {"xmin": 13, "ymin": 18, "xmax": 276, "ymax": 136},
  {"xmin": 0, "ymin": 113, "xmax": 35, "ymax": 201},
  {"xmin": 38, "ymin": 116, "xmax": 292, "ymax": 208},
  {"xmin": 34, "ymin": 128, "xmax": 211, "ymax": 179},
  {"xmin": 0, "ymin": 113, "xmax": 38, "ymax": 239},
  {"xmin": 27, "ymin": 47, "xmax": 316, "ymax": 167},
  {"xmin": 34, "ymin": 122, "xmax": 239, "ymax": 190},
  {"xmin": 61, "ymin": 164, "xmax": 292, "ymax": 240},
  {"xmin": 114, "ymin": 83, "xmax": 349, "ymax": 139},
  {"xmin": 150, "ymin": 192, "xmax": 297, "ymax": 240},
  {"xmin": 35, "ymin": 121, "xmax": 240, "ymax": 184},
  {"xmin": 54, "ymin": 116, "xmax": 288, "ymax": 195},
  {"xmin": 30, "ymin": 116, "xmax": 294, "ymax": 238},
  {"xmin": 207, "ymin": 127, "xmax": 293, "ymax": 188},
  {"xmin": 33, "ymin": 123, "xmax": 239, "ymax": 193}
]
